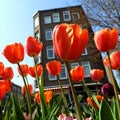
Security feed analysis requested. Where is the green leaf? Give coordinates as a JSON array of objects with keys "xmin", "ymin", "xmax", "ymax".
[
  {"xmin": 99, "ymin": 99, "xmax": 115, "ymax": 120},
  {"xmin": 46, "ymin": 97, "xmax": 63, "ymax": 120},
  {"xmin": 82, "ymin": 83, "xmax": 100, "ymax": 107},
  {"xmin": 110, "ymin": 97, "xmax": 118, "ymax": 120},
  {"xmin": 39, "ymin": 73, "xmax": 48, "ymax": 119},
  {"xmin": 11, "ymin": 93, "xmax": 25, "ymax": 120},
  {"xmin": 3, "ymin": 93, "xmax": 12, "ymax": 120}
]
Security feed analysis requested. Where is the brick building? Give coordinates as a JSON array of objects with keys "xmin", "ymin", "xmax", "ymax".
[{"xmin": 32, "ymin": 5, "xmax": 107, "ymax": 100}]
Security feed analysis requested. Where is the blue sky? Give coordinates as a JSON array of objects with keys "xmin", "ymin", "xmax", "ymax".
[{"xmin": 0, "ymin": 0, "xmax": 79, "ymax": 87}]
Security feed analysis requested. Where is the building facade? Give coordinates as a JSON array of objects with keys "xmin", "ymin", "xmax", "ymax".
[{"xmin": 32, "ymin": 5, "xmax": 107, "ymax": 100}]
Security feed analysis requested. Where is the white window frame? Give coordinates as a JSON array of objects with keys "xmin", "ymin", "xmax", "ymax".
[
  {"xmin": 45, "ymin": 29, "xmax": 52, "ymax": 40},
  {"xmin": 81, "ymin": 61, "xmax": 91, "ymax": 78},
  {"xmin": 63, "ymin": 11, "xmax": 71, "ymax": 21},
  {"xmin": 72, "ymin": 12, "xmax": 80, "ymax": 20},
  {"xmin": 34, "ymin": 16, "xmax": 39, "ymax": 28},
  {"xmin": 71, "ymin": 62, "xmax": 79, "ymax": 69},
  {"xmin": 46, "ymin": 46, "xmax": 55, "ymax": 59},
  {"xmin": 82, "ymin": 48, "xmax": 88, "ymax": 55},
  {"xmin": 44, "ymin": 16, "xmax": 51, "ymax": 24},
  {"xmin": 59, "ymin": 64, "xmax": 67, "ymax": 80},
  {"xmin": 48, "ymin": 73, "xmax": 57, "ymax": 81},
  {"xmin": 52, "ymin": 13, "xmax": 60, "ymax": 23}
]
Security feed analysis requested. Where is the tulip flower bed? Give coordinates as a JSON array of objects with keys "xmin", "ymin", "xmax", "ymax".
[{"xmin": 0, "ymin": 23, "xmax": 120, "ymax": 120}]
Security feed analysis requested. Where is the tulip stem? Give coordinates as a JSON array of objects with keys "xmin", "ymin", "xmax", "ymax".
[
  {"xmin": 0, "ymin": 101, "xmax": 2, "ymax": 120},
  {"xmin": 17, "ymin": 63, "xmax": 32, "ymax": 120},
  {"xmin": 107, "ymin": 52, "xmax": 120, "ymax": 120},
  {"xmin": 33, "ymin": 56, "xmax": 47, "ymax": 119},
  {"xmin": 96, "ymin": 82, "xmax": 98, "ymax": 95},
  {"xmin": 57, "ymin": 75, "xmax": 69, "ymax": 113},
  {"xmin": 64, "ymin": 61, "xmax": 82, "ymax": 120}
]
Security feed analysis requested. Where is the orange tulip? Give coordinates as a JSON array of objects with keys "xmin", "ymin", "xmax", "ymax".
[
  {"xmin": 35, "ymin": 90, "xmax": 53, "ymax": 104},
  {"xmin": 1, "ymin": 67, "xmax": 14, "ymax": 81},
  {"xmin": 3, "ymin": 43, "xmax": 24, "ymax": 64},
  {"xmin": 104, "ymin": 51, "xmax": 120, "ymax": 70},
  {"xmin": 46, "ymin": 60, "xmax": 62, "ymax": 76},
  {"xmin": 44, "ymin": 90, "xmax": 53, "ymax": 104},
  {"xmin": 0, "ymin": 62, "xmax": 4, "ymax": 75},
  {"xmin": 35, "ymin": 92, "xmax": 40, "ymax": 103},
  {"xmin": 29, "ymin": 64, "xmax": 43, "ymax": 78},
  {"xmin": 94, "ymin": 28, "xmax": 118, "ymax": 52},
  {"xmin": 87, "ymin": 95, "xmax": 104, "ymax": 110},
  {"xmin": 22, "ymin": 84, "xmax": 33, "ymax": 95},
  {"xmin": 52, "ymin": 23, "xmax": 88, "ymax": 61},
  {"xmin": 18, "ymin": 64, "xmax": 29, "ymax": 76},
  {"xmin": 0, "ymin": 80, "xmax": 11, "ymax": 100},
  {"xmin": 70, "ymin": 66, "xmax": 84, "ymax": 82},
  {"xmin": 25, "ymin": 36, "xmax": 43, "ymax": 57},
  {"xmin": 90, "ymin": 69, "xmax": 104, "ymax": 81}
]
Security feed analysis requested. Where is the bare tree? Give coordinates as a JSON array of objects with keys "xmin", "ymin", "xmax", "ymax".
[{"xmin": 75, "ymin": 0, "xmax": 120, "ymax": 32}]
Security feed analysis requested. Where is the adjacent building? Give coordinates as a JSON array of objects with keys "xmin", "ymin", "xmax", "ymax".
[{"xmin": 32, "ymin": 5, "xmax": 107, "ymax": 101}]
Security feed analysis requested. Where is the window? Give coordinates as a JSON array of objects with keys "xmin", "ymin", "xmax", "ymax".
[
  {"xmin": 53, "ymin": 13, "xmax": 60, "ymax": 23},
  {"xmin": 82, "ymin": 48, "xmax": 88, "ymax": 55},
  {"xmin": 81, "ymin": 61, "xmax": 91, "ymax": 77},
  {"xmin": 45, "ymin": 29, "xmax": 52, "ymax": 40},
  {"xmin": 36, "ymin": 52, "xmax": 42, "ymax": 64},
  {"xmin": 34, "ymin": 16, "xmax": 39, "ymax": 28},
  {"xmin": 72, "ymin": 13, "xmax": 80, "ymax": 20},
  {"xmin": 59, "ymin": 64, "xmax": 67, "ymax": 79},
  {"xmin": 63, "ymin": 11, "xmax": 71, "ymax": 21},
  {"xmin": 44, "ymin": 16, "xmax": 51, "ymax": 24},
  {"xmin": 48, "ymin": 74, "xmax": 57, "ymax": 81},
  {"xmin": 35, "ymin": 32, "xmax": 40, "ymax": 40},
  {"xmin": 71, "ymin": 62, "xmax": 79, "ymax": 69},
  {"xmin": 46, "ymin": 46, "xmax": 55, "ymax": 59}
]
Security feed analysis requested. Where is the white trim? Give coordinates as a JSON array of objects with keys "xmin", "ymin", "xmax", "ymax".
[
  {"xmin": 45, "ymin": 29, "xmax": 52, "ymax": 40},
  {"xmin": 46, "ymin": 46, "xmax": 55, "ymax": 59},
  {"xmin": 59, "ymin": 64, "xmax": 67, "ymax": 79},
  {"xmin": 81, "ymin": 61, "xmax": 91, "ymax": 77},
  {"xmin": 63, "ymin": 11, "xmax": 71, "ymax": 21},
  {"xmin": 52, "ymin": 12, "xmax": 60, "ymax": 23},
  {"xmin": 44, "ymin": 16, "xmax": 51, "ymax": 24},
  {"xmin": 71, "ymin": 12, "xmax": 80, "ymax": 20},
  {"xmin": 71, "ymin": 62, "xmax": 79, "ymax": 69},
  {"xmin": 48, "ymin": 73, "xmax": 57, "ymax": 81}
]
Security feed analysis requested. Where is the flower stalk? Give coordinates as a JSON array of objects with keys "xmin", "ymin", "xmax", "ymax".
[
  {"xmin": 57, "ymin": 75, "xmax": 68, "ymax": 110},
  {"xmin": 107, "ymin": 52, "xmax": 120, "ymax": 120},
  {"xmin": 64, "ymin": 61, "xmax": 82, "ymax": 120},
  {"xmin": 17, "ymin": 63, "xmax": 32, "ymax": 120}
]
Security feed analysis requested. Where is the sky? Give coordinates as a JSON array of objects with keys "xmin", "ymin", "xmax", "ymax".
[{"xmin": 0, "ymin": 0, "xmax": 80, "ymax": 87}]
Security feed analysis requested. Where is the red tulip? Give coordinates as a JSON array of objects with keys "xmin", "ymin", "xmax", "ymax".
[
  {"xmin": 18, "ymin": 64, "xmax": 29, "ymax": 76},
  {"xmin": 94, "ymin": 28, "xmax": 118, "ymax": 52},
  {"xmin": 90, "ymin": 69, "xmax": 104, "ymax": 81},
  {"xmin": 35, "ymin": 92, "xmax": 40, "ymax": 103},
  {"xmin": 0, "ymin": 80, "xmax": 11, "ymax": 100},
  {"xmin": 22, "ymin": 84, "xmax": 33, "ymax": 95},
  {"xmin": 25, "ymin": 36, "xmax": 43, "ymax": 57},
  {"xmin": 29, "ymin": 64, "xmax": 43, "ymax": 78},
  {"xmin": 3, "ymin": 43, "xmax": 24, "ymax": 64},
  {"xmin": 0, "ymin": 62, "xmax": 4, "ymax": 75},
  {"xmin": 46, "ymin": 60, "xmax": 62, "ymax": 76},
  {"xmin": 52, "ymin": 23, "xmax": 88, "ymax": 61},
  {"xmin": 1, "ymin": 67, "xmax": 14, "ymax": 81},
  {"xmin": 104, "ymin": 51, "xmax": 120, "ymax": 70},
  {"xmin": 70, "ymin": 66, "xmax": 84, "ymax": 82}
]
